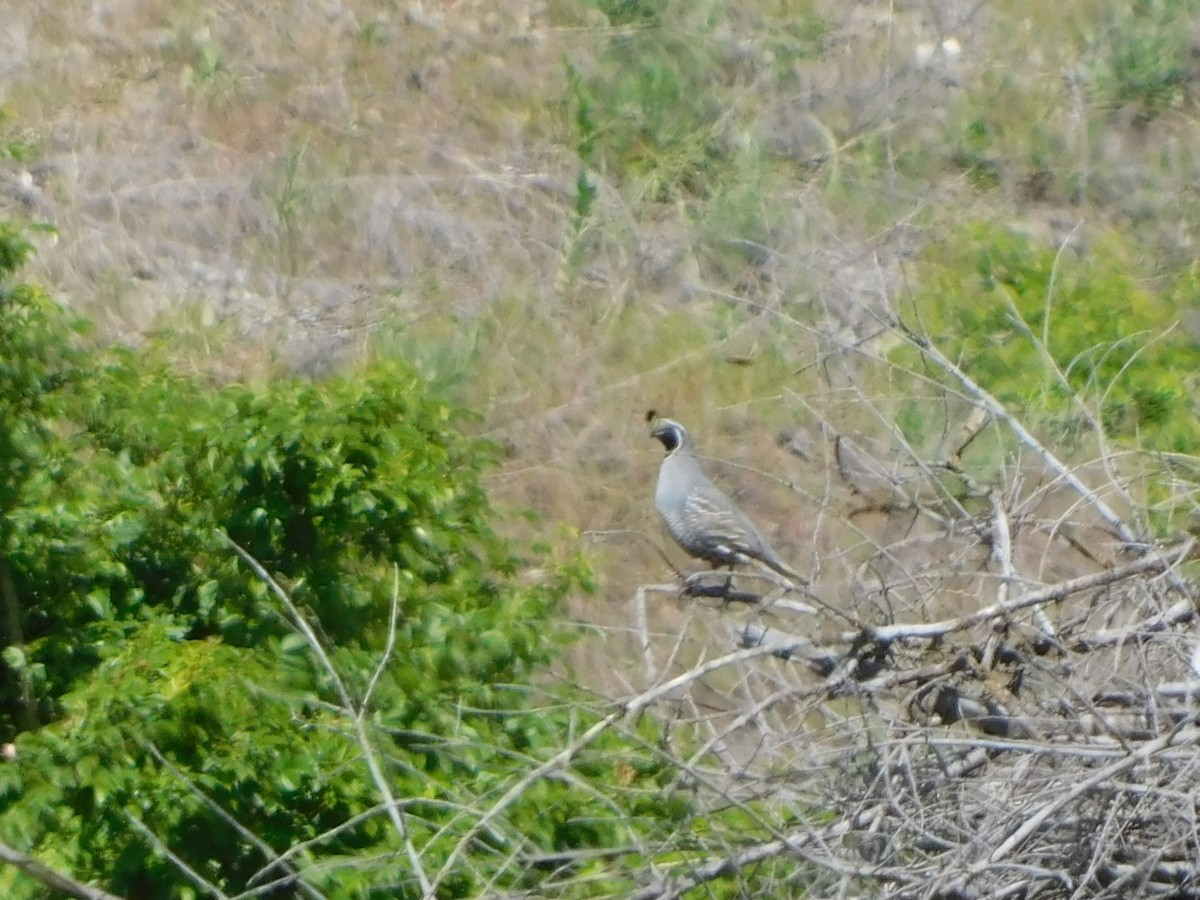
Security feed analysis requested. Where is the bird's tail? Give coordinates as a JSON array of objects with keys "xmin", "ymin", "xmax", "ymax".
[{"xmin": 762, "ymin": 550, "xmax": 808, "ymax": 588}]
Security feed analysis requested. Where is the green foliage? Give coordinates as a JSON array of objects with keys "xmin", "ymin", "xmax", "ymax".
[
  {"xmin": 0, "ymin": 275, "xmax": 59, "ymax": 514},
  {"xmin": 2, "ymin": 625, "xmax": 685, "ymax": 898},
  {"xmin": 0, "ymin": 108, "xmax": 37, "ymax": 162},
  {"xmin": 3, "ymin": 339, "xmax": 554, "ymax": 719},
  {"xmin": 592, "ymin": 0, "xmax": 668, "ymax": 26},
  {"xmin": 178, "ymin": 28, "xmax": 230, "ymax": 91},
  {"xmin": 698, "ymin": 148, "xmax": 794, "ymax": 271},
  {"xmin": 567, "ymin": 1, "xmax": 800, "ymax": 203},
  {"xmin": 0, "ymin": 222, "xmax": 84, "ymax": 731},
  {"xmin": 562, "ymin": 1, "xmax": 827, "ymax": 283},
  {"xmin": 1090, "ymin": 0, "xmax": 1200, "ymax": 120},
  {"xmin": 587, "ymin": 25, "xmax": 725, "ymax": 202},
  {"xmin": 566, "ymin": 61, "xmax": 599, "ymax": 229},
  {"xmin": 2, "ymin": 629, "xmax": 369, "ymax": 891},
  {"xmin": 902, "ymin": 222, "xmax": 1200, "ymax": 454},
  {"xmin": 935, "ymin": 68, "xmax": 1070, "ymax": 204},
  {"xmin": 0, "ymin": 222, "xmax": 712, "ymax": 897},
  {"xmin": 952, "ymin": 114, "xmax": 1004, "ymax": 191}
]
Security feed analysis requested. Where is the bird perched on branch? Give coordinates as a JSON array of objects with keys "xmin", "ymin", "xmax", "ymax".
[{"xmin": 648, "ymin": 413, "xmax": 804, "ymax": 586}]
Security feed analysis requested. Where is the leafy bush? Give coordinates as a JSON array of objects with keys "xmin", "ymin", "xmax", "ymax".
[
  {"xmin": 902, "ymin": 222, "xmax": 1200, "ymax": 454},
  {"xmin": 1090, "ymin": 0, "xmax": 1200, "ymax": 120},
  {"xmin": 0, "ymin": 223, "xmax": 686, "ymax": 897},
  {"xmin": 568, "ymin": 19, "xmax": 726, "ymax": 202},
  {"xmin": 567, "ymin": 1, "xmax": 823, "ymax": 204}
]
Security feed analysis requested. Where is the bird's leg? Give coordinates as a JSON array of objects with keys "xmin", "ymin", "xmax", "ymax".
[
  {"xmin": 682, "ymin": 569, "xmax": 733, "ymax": 598},
  {"xmin": 682, "ymin": 570, "xmax": 717, "ymax": 598},
  {"xmin": 719, "ymin": 568, "xmax": 733, "ymax": 599},
  {"xmin": 701, "ymin": 565, "xmax": 734, "ymax": 602}
]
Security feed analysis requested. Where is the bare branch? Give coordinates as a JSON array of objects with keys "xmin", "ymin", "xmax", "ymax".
[
  {"xmin": 0, "ymin": 841, "xmax": 126, "ymax": 900},
  {"xmin": 142, "ymin": 741, "xmax": 325, "ymax": 900},
  {"xmin": 362, "ymin": 565, "xmax": 402, "ymax": 715},
  {"xmin": 633, "ymin": 584, "xmax": 658, "ymax": 685},
  {"xmin": 426, "ymin": 711, "xmax": 623, "ymax": 896},
  {"xmin": 895, "ymin": 321, "xmax": 1142, "ymax": 547},
  {"xmin": 983, "ymin": 722, "xmax": 1200, "ymax": 867},
  {"xmin": 125, "ymin": 813, "xmax": 231, "ymax": 899},
  {"xmin": 854, "ymin": 539, "xmax": 1195, "ymax": 645}
]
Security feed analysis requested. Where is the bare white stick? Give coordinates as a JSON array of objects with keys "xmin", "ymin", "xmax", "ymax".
[
  {"xmin": 902, "ymin": 327, "xmax": 1140, "ymax": 546},
  {"xmin": 983, "ymin": 722, "xmax": 1200, "ymax": 866},
  {"xmin": 851, "ymin": 539, "xmax": 1193, "ymax": 644},
  {"xmin": 142, "ymin": 741, "xmax": 325, "ymax": 900},
  {"xmin": 426, "ymin": 711, "xmax": 621, "ymax": 896},
  {"xmin": 633, "ymin": 584, "xmax": 658, "ymax": 685},
  {"xmin": 427, "ymin": 635, "xmax": 800, "ymax": 895},
  {"xmin": 361, "ymin": 565, "xmax": 402, "ymax": 715}
]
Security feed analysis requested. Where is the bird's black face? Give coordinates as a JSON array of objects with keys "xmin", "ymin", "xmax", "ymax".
[{"xmin": 651, "ymin": 419, "xmax": 686, "ymax": 452}]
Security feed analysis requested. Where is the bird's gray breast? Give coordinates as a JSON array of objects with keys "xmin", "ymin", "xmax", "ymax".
[
  {"xmin": 656, "ymin": 452, "xmax": 739, "ymax": 564},
  {"xmin": 655, "ymin": 453, "xmax": 695, "ymax": 538}
]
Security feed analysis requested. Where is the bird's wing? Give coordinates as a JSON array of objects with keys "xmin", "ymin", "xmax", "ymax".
[
  {"xmin": 687, "ymin": 480, "xmax": 800, "ymax": 579},
  {"xmin": 685, "ymin": 482, "xmax": 771, "ymax": 553}
]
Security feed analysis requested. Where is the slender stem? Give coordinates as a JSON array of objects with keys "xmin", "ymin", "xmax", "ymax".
[
  {"xmin": 0, "ymin": 553, "xmax": 38, "ymax": 729},
  {"xmin": 0, "ymin": 839, "xmax": 126, "ymax": 900}
]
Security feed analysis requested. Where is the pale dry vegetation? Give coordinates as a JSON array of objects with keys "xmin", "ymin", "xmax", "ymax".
[{"xmin": 5, "ymin": 0, "xmax": 1200, "ymax": 896}]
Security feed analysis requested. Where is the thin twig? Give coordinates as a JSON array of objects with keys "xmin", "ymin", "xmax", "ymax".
[
  {"xmin": 141, "ymin": 741, "xmax": 325, "ymax": 900},
  {"xmin": 851, "ymin": 539, "xmax": 1194, "ymax": 645},
  {"xmin": 0, "ymin": 840, "xmax": 125, "ymax": 900},
  {"xmin": 633, "ymin": 584, "xmax": 658, "ymax": 685},
  {"xmin": 983, "ymin": 720, "xmax": 1200, "ymax": 867},
  {"xmin": 625, "ymin": 639, "xmax": 813, "ymax": 717},
  {"xmin": 1068, "ymin": 598, "xmax": 1197, "ymax": 651},
  {"xmin": 362, "ymin": 565, "xmax": 402, "ymax": 715},
  {"xmin": 426, "ymin": 712, "xmax": 623, "ymax": 895},
  {"xmin": 125, "ymin": 812, "xmax": 231, "ymax": 899},
  {"xmin": 224, "ymin": 535, "xmax": 433, "ymax": 897},
  {"xmin": 626, "ymin": 823, "xmax": 921, "ymax": 900},
  {"xmin": 429, "ymin": 636, "xmax": 803, "ymax": 894},
  {"xmin": 897, "ymin": 322, "xmax": 1139, "ymax": 546}
]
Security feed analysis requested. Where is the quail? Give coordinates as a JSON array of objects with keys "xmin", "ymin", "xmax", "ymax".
[{"xmin": 650, "ymin": 417, "xmax": 804, "ymax": 584}]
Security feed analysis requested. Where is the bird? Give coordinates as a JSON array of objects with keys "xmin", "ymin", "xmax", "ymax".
[{"xmin": 649, "ymin": 415, "xmax": 805, "ymax": 586}]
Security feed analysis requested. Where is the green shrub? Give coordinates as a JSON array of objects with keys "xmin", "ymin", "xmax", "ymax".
[
  {"xmin": 0, "ymin": 222, "xmax": 690, "ymax": 897},
  {"xmin": 1090, "ymin": 0, "xmax": 1200, "ymax": 120},
  {"xmin": 901, "ymin": 222, "xmax": 1200, "ymax": 454},
  {"xmin": 567, "ymin": 1, "xmax": 824, "ymax": 204}
]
